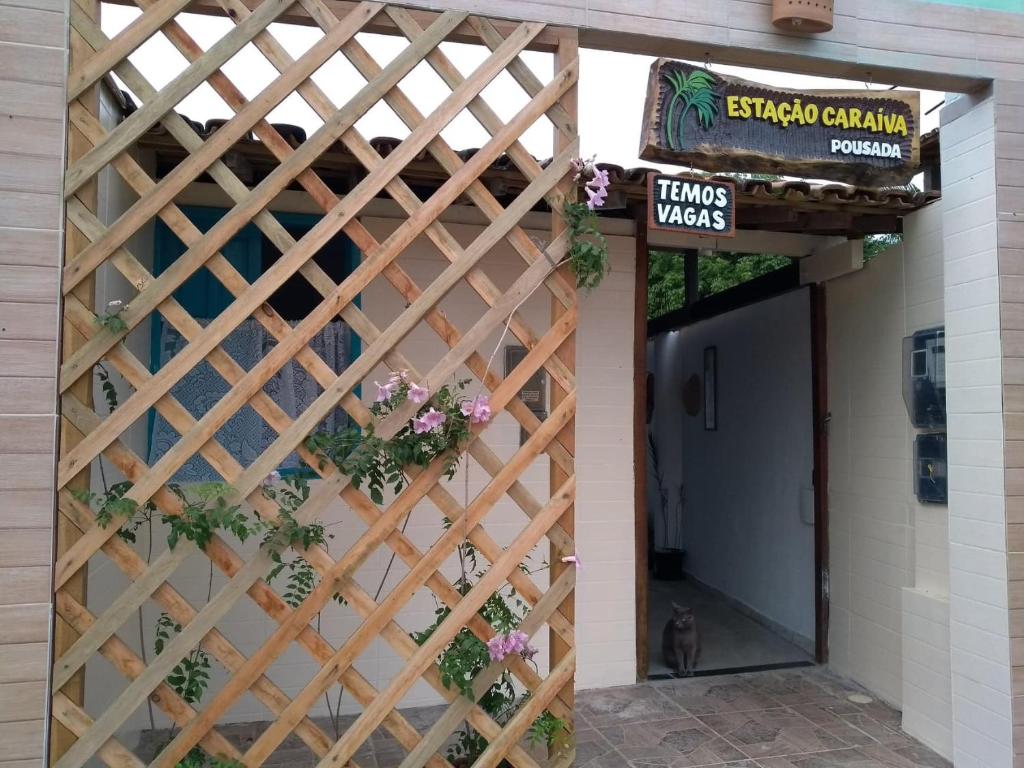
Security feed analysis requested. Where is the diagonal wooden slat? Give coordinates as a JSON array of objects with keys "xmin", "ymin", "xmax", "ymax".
[
  {"xmin": 65, "ymin": 0, "xmax": 195, "ymax": 101},
  {"xmin": 200, "ymin": 0, "xmax": 577, "ymax": 404},
  {"xmin": 59, "ymin": 0, "xmax": 423, "ymax": 295},
  {"xmin": 241, "ymin": 389, "xmax": 578, "ymax": 763},
  {"xmin": 60, "ymin": 229, "xmax": 575, "ymax": 762},
  {"xmin": 313, "ymin": 475, "xmax": 576, "ymax": 768},
  {"xmin": 54, "ymin": 589, "xmax": 244, "ymax": 761},
  {"xmin": 58, "ymin": 241, "xmax": 577, "ymax": 768},
  {"xmin": 55, "ymin": 6, "xmax": 579, "ymax": 766},
  {"xmin": 56, "ymin": 397, "xmax": 455, "ymax": 768},
  {"xmin": 55, "ymin": 490, "xmax": 338, "ymax": 759},
  {"xmin": 51, "ymin": 693, "xmax": 145, "ymax": 768},
  {"xmin": 57, "ymin": 13, "xmax": 553, "ymax": 420},
  {"xmin": 475, "ymin": 650, "xmax": 578, "ymax": 768},
  {"xmin": 57, "ymin": 139, "xmax": 576, "ymax": 580},
  {"xmin": 64, "ymin": 0, "xmax": 299, "ymax": 196},
  {"xmin": 72, "ymin": 0, "xmax": 577, "ymax": 468},
  {"xmin": 394, "ymin": 567, "xmax": 577, "ymax": 768},
  {"xmin": 57, "ymin": 281, "xmax": 575, "ymax": 699}
]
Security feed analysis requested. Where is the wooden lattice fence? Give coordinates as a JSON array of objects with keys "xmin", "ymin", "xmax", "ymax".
[{"xmin": 54, "ymin": 2, "xmax": 579, "ymax": 766}]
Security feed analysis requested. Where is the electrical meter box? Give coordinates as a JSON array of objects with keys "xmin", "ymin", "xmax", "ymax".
[
  {"xmin": 902, "ymin": 327, "xmax": 946, "ymax": 429},
  {"xmin": 915, "ymin": 433, "xmax": 948, "ymax": 504}
]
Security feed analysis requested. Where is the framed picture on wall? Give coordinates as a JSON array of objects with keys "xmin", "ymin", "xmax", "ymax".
[{"xmin": 704, "ymin": 346, "xmax": 717, "ymax": 431}]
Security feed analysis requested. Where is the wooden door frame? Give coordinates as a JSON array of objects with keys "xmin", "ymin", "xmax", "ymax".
[
  {"xmin": 632, "ymin": 237, "xmax": 830, "ymax": 678},
  {"xmin": 810, "ymin": 283, "xmax": 830, "ymax": 664}
]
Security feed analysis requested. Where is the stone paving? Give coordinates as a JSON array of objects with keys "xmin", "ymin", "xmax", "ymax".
[
  {"xmin": 136, "ymin": 667, "xmax": 951, "ymax": 767},
  {"xmin": 574, "ymin": 667, "xmax": 951, "ymax": 768}
]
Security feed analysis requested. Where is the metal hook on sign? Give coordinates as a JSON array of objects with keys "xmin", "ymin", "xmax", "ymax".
[
  {"xmin": 863, "ymin": 71, "xmax": 873, "ymax": 90},
  {"xmin": 704, "ymin": 51, "xmax": 712, "ymax": 71}
]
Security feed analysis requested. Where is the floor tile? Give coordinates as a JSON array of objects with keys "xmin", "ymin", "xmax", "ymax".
[
  {"xmin": 599, "ymin": 715, "xmax": 747, "ymax": 767},
  {"xmin": 652, "ymin": 676, "xmax": 785, "ymax": 715},
  {"xmin": 699, "ymin": 708, "xmax": 849, "ymax": 759},
  {"xmin": 741, "ymin": 671, "xmax": 844, "ymax": 706},
  {"xmin": 574, "ymin": 728, "xmax": 625, "ymax": 767},
  {"xmin": 786, "ymin": 702, "xmax": 889, "ymax": 748},
  {"xmin": 857, "ymin": 743, "xmax": 952, "ymax": 768},
  {"xmin": 756, "ymin": 748, "xmax": 891, "ymax": 767},
  {"xmin": 578, "ymin": 683, "xmax": 687, "ymax": 728}
]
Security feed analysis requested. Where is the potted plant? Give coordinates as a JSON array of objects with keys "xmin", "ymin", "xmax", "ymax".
[{"xmin": 647, "ymin": 432, "xmax": 686, "ymax": 581}]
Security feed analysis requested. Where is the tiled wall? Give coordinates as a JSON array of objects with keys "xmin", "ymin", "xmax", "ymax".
[
  {"xmin": 996, "ymin": 79, "xmax": 1024, "ymax": 767},
  {"xmin": 825, "ymin": 199, "xmax": 951, "ymax": 759},
  {"xmin": 0, "ymin": 0, "xmax": 66, "ymax": 763},
  {"xmin": 941, "ymin": 90, "xmax": 1014, "ymax": 768},
  {"xmin": 826, "ymin": 215, "xmax": 927, "ymax": 706},
  {"xmin": 902, "ymin": 204, "xmax": 954, "ymax": 760}
]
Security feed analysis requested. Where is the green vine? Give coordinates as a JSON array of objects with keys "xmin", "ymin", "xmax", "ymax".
[
  {"xmin": 564, "ymin": 200, "xmax": 609, "ymax": 292},
  {"xmin": 155, "ymin": 613, "xmax": 211, "ymax": 705},
  {"xmin": 411, "ymin": 548, "xmax": 564, "ymax": 765},
  {"xmin": 164, "ymin": 483, "xmax": 256, "ymax": 551},
  {"xmin": 261, "ymin": 475, "xmax": 344, "ymax": 607},
  {"xmin": 306, "ymin": 375, "xmax": 477, "ymax": 505},
  {"xmin": 96, "ymin": 300, "xmax": 127, "ymax": 334}
]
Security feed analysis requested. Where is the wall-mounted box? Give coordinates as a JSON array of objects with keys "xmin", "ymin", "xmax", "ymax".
[
  {"xmin": 902, "ymin": 327, "xmax": 946, "ymax": 430},
  {"xmin": 506, "ymin": 345, "xmax": 547, "ymax": 446},
  {"xmin": 915, "ymin": 433, "xmax": 947, "ymax": 505}
]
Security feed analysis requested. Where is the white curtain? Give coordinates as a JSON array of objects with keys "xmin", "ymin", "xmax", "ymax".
[{"xmin": 149, "ymin": 318, "xmax": 352, "ymax": 483}]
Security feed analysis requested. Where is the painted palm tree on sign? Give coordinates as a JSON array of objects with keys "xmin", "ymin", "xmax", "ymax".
[{"xmin": 663, "ymin": 69, "xmax": 720, "ymax": 150}]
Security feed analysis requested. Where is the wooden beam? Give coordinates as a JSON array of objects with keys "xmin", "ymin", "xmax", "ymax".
[{"xmin": 100, "ymin": 0, "xmax": 564, "ymax": 50}]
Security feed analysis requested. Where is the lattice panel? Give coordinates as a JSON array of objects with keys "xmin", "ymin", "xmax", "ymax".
[{"xmin": 54, "ymin": 1, "xmax": 578, "ymax": 766}]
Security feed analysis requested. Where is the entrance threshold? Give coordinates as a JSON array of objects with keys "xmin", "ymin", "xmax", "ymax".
[{"xmin": 648, "ymin": 659, "xmax": 816, "ymax": 681}]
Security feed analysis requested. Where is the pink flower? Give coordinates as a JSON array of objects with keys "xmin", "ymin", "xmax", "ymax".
[
  {"xmin": 375, "ymin": 379, "xmax": 398, "ymax": 403},
  {"xmin": 408, "ymin": 383, "xmax": 429, "ymax": 404},
  {"xmin": 586, "ymin": 184, "xmax": 608, "ymax": 211},
  {"xmin": 460, "ymin": 394, "xmax": 492, "ymax": 424},
  {"xmin": 412, "ymin": 407, "xmax": 446, "ymax": 434},
  {"xmin": 561, "ymin": 552, "xmax": 582, "ymax": 570},
  {"xmin": 486, "ymin": 634, "xmax": 506, "ymax": 661},
  {"xmin": 486, "ymin": 630, "xmax": 538, "ymax": 662},
  {"xmin": 262, "ymin": 470, "xmax": 281, "ymax": 487}
]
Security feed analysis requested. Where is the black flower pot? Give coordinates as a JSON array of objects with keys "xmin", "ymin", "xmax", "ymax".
[{"xmin": 653, "ymin": 549, "xmax": 685, "ymax": 581}]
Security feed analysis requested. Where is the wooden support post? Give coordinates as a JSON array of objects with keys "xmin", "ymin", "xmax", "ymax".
[
  {"xmin": 548, "ymin": 27, "xmax": 577, "ymax": 755},
  {"xmin": 53, "ymin": 0, "xmax": 100, "ymax": 760},
  {"xmin": 683, "ymin": 248, "xmax": 699, "ymax": 308}
]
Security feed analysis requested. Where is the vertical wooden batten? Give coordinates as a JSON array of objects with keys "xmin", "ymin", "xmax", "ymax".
[
  {"xmin": 548, "ymin": 26, "xmax": 578, "ymax": 762},
  {"xmin": 52, "ymin": 0, "xmax": 100, "ymax": 759}
]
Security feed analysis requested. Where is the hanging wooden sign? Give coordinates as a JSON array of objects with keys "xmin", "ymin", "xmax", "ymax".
[
  {"xmin": 640, "ymin": 60, "xmax": 921, "ymax": 186},
  {"xmin": 647, "ymin": 173, "xmax": 736, "ymax": 237}
]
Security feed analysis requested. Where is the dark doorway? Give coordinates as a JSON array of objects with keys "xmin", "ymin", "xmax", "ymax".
[{"xmin": 634, "ymin": 234, "xmax": 828, "ymax": 680}]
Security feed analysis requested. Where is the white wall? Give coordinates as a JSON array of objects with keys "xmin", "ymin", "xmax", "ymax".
[
  {"xmin": 648, "ymin": 289, "xmax": 816, "ymax": 644},
  {"xmin": 825, "ymin": 199, "xmax": 953, "ymax": 759},
  {"xmin": 84, "ymin": 209, "xmax": 637, "ymax": 738},
  {"xmin": 940, "ymin": 92, "xmax": 1014, "ymax": 768}
]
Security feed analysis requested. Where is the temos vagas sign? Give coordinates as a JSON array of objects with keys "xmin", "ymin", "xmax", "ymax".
[
  {"xmin": 640, "ymin": 60, "xmax": 921, "ymax": 186},
  {"xmin": 648, "ymin": 174, "xmax": 736, "ymax": 237}
]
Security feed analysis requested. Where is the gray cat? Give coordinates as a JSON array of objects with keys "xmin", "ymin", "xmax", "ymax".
[{"xmin": 662, "ymin": 603, "xmax": 700, "ymax": 676}]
